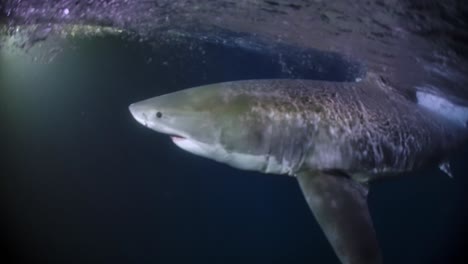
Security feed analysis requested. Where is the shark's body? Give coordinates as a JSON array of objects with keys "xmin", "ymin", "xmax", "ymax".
[{"xmin": 129, "ymin": 77, "xmax": 468, "ymax": 264}]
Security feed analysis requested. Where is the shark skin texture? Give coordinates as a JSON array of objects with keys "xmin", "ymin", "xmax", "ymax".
[{"xmin": 129, "ymin": 77, "xmax": 468, "ymax": 264}]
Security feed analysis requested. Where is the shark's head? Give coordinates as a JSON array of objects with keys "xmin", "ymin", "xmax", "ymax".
[
  {"xmin": 129, "ymin": 81, "xmax": 302, "ymax": 175},
  {"xmin": 129, "ymin": 84, "xmax": 224, "ymax": 145}
]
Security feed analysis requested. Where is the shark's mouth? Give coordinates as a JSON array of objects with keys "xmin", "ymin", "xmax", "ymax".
[{"xmin": 170, "ymin": 134, "xmax": 186, "ymax": 141}]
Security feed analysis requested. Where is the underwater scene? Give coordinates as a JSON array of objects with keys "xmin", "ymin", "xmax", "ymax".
[{"xmin": 1, "ymin": 1, "xmax": 468, "ymax": 264}]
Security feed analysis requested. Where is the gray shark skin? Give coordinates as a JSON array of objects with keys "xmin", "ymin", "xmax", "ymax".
[{"xmin": 129, "ymin": 76, "xmax": 468, "ymax": 264}]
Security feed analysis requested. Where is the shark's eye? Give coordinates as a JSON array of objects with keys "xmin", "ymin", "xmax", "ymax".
[{"xmin": 156, "ymin": 112, "xmax": 162, "ymax": 118}]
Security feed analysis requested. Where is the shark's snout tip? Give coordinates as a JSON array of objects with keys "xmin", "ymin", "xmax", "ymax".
[
  {"xmin": 128, "ymin": 102, "xmax": 147, "ymax": 126},
  {"xmin": 128, "ymin": 103, "xmax": 136, "ymax": 115},
  {"xmin": 129, "ymin": 103, "xmax": 142, "ymax": 120}
]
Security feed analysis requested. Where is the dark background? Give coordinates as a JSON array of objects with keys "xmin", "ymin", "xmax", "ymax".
[{"xmin": 1, "ymin": 35, "xmax": 467, "ymax": 264}]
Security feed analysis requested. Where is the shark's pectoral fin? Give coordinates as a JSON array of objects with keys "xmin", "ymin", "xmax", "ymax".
[{"xmin": 296, "ymin": 171, "xmax": 382, "ymax": 264}]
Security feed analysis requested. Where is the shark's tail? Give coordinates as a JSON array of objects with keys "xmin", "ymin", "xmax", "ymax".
[{"xmin": 416, "ymin": 91, "xmax": 468, "ymax": 128}]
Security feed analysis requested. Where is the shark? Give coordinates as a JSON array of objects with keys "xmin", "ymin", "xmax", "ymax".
[
  {"xmin": 129, "ymin": 75, "xmax": 468, "ymax": 264},
  {"xmin": 1, "ymin": 0, "xmax": 467, "ymax": 262}
]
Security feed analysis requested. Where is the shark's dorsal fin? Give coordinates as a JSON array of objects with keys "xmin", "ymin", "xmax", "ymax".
[
  {"xmin": 296, "ymin": 171, "xmax": 382, "ymax": 264},
  {"xmin": 439, "ymin": 161, "xmax": 453, "ymax": 178}
]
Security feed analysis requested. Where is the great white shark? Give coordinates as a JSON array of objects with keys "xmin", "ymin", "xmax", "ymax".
[{"xmin": 129, "ymin": 75, "xmax": 468, "ymax": 264}]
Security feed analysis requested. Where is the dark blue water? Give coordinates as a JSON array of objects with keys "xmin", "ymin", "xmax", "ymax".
[{"xmin": 1, "ymin": 35, "xmax": 467, "ymax": 264}]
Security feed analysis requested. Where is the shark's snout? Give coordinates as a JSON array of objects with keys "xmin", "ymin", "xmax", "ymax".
[{"xmin": 129, "ymin": 103, "xmax": 148, "ymax": 126}]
